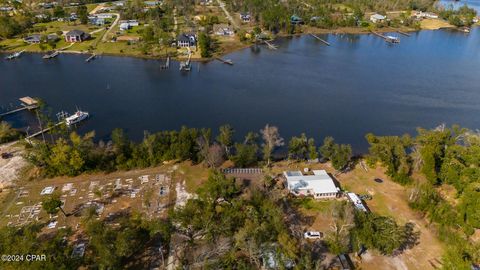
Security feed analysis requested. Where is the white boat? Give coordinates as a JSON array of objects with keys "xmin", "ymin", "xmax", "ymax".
[
  {"xmin": 65, "ymin": 110, "xmax": 89, "ymax": 126},
  {"xmin": 385, "ymin": 35, "xmax": 400, "ymax": 43}
]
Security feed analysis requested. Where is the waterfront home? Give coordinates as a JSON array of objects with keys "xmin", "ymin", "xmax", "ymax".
[
  {"xmin": 65, "ymin": 30, "xmax": 90, "ymax": 42},
  {"xmin": 23, "ymin": 34, "xmax": 42, "ymax": 44},
  {"xmin": 213, "ymin": 24, "xmax": 234, "ymax": 36},
  {"xmin": 240, "ymin": 13, "xmax": 251, "ymax": 23},
  {"xmin": 97, "ymin": 13, "xmax": 113, "ymax": 19},
  {"xmin": 284, "ymin": 170, "xmax": 340, "ymax": 199},
  {"xmin": 177, "ymin": 33, "xmax": 196, "ymax": 47},
  {"xmin": 290, "ymin": 14, "xmax": 303, "ymax": 25},
  {"xmin": 370, "ymin": 13, "xmax": 386, "ymax": 23},
  {"xmin": 199, "ymin": 0, "xmax": 213, "ymax": 5}
]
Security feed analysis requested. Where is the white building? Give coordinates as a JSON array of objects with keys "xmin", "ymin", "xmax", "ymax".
[
  {"xmin": 119, "ymin": 20, "xmax": 139, "ymax": 31},
  {"xmin": 370, "ymin": 13, "xmax": 386, "ymax": 23},
  {"xmin": 284, "ymin": 170, "xmax": 340, "ymax": 199},
  {"xmin": 346, "ymin": 192, "xmax": 368, "ymax": 212}
]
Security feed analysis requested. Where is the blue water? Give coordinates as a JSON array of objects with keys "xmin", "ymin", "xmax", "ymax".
[
  {"xmin": 439, "ymin": 0, "xmax": 480, "ymax": 12},
  {"xmin": 1, "ymin": 28, "xmax": 480, "ymax": 152}
]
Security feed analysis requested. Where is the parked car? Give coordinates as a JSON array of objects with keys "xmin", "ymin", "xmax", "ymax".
[
  {"xmin": 304, "ymin": 231, "xmax": 323, "ymax": 239},
  {"xmin": 374, "ymin": 178, "xmax": 383, "ymax": 183}
]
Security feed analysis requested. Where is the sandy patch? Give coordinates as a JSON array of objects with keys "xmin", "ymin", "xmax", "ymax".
[
  {"xmin": 421, "ymin": 19, "xmax": 453, "ymax": 30},
  {"xmin": 0, "ymin": 142, "xmax": 28, "ymax": 188}
]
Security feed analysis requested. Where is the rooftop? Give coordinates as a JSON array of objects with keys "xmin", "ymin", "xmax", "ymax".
[{"xmin": 284, "ymin": 170, "xmax": 338, "ymax": 194}]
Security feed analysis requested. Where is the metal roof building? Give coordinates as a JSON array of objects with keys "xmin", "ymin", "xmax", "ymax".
[{"xmin": 284, "ymin": 170, "xmax": 340, "ymax": 199}]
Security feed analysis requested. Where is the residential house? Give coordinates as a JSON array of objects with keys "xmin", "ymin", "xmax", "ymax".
[
  {"xmin": 23, "ymin": 34, "xmax": 42, "ymax": 44},
  {"xmin": 144, "ymin": 1, "xmax": 162, "ymax": 7},
  {"xmin": 65, "ymin": 30, "xmax": 90, "ymax": 42},
  {"xmin": 177, "ymin": 33, "xmax": 196, "ymax": 47},
  {"xmin": 370, "ymin": 13, "xmax": 386, "ymax": 23},
  {"xmin": 213, "ymin": 24, "xmax": 234, "ymax": 36},
  {"xmin": 414, "ymin": 11, "xmax": 439, "ymax": 19},
  {"xmin": 284, "ymin": 170, "xmax": 340, "ymax": 199},
  {"xmin": 240, "ymin": 13, "xmax": 251, "ymax": 23},
  {"xmin": 0, "ymin": 6, "xmax": 14, "ymax": 12},
  {"xmin": 97, "ymin": 13, "xmax": 113, "ymax": 19},
  {"xmin": 119, "ymin": 20, "xmax": 139, "ymax": 31},
  {"xmin": 89, "ymin": 16, "xmax": 105, "ymax": 26},
  {"xmin": 199, "ymin": 0, "xmax": 213, "ymax": 5}
]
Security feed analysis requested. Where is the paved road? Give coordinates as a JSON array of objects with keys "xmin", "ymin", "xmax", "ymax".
[{"xmin": 216, "ymin": 0, "xmax": 238, "ymax": 29}]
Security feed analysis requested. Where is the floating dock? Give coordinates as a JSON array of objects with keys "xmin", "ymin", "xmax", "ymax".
[
  {"xmin": 310, "ymin": 33, "xmax": 331, "ymax": 46},
  {"xmin": 0, "ymin": 97, "xmax": 39, "ymax": 118},
  {"xmin": 43, "ymin": 51, "xmax": 59, "ymax": 59},
  {"xmin": 215, "ymin": 58, "xmax": 233, "ymax": 65}
]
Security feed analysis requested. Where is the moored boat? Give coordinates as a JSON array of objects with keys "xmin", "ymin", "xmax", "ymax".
[{"xmin": 65, "ymin": 110, "xmax": 89, "ymax": 126}]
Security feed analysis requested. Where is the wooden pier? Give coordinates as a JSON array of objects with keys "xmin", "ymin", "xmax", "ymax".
[
  {"xmin": 43, "ymin": 51, "xmax": 59, "ymax": 59},
  {"xmin": 310, "ymin": 33, "xmax": 331, "ymax": 46},
  {"xmin": 215, "ymin": 57, "xmax": 233, "ymax": 65},
  {"xmin": 0, "ymin": 97, "xmax": 39, "ymax": 118},
  {"xmin": 264, "ymin": 40, "xmax": 278, "ymax": 50},
  {"xmin": 371, "ymin": 31, "xmax": 400, "ymax": 43},
  {"xmin": 397, "ymin": 31, "xmax": 411, "ymax": 37},
  {"xmin": 85, "ymin": 54, "xmax": 96, "ymax": 63},
  {"xmin": 26, "ymin": 122, "xmax": 63, "ymax": 140}
]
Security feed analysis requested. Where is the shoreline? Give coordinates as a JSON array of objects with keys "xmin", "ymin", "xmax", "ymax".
[{"xmin": 0, "ymin": 26, "xmax": 469, "ymax": 61}]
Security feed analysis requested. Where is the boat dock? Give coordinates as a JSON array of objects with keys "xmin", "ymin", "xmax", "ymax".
[
  {"xmin": 0, "ymin": 97, "xmax": 39, "ymax": 118},
  {"xmin": 4, "ymin": 50, "xmax": 25, "ymax": 60},
  {"xmin": 26, "ymin": 122, "xmax": 63, "ymax": 140},
  {"xmin": 310, "ymin": 33, "xmax": 331, "ymax": 46},
  {"xmin": 85, "ymin": 54, "xmax": 96, "ymax": 63},
  {"xmin": 397, "ymin": 31, "xmax": 411, "ymax": 37},
  {"xmin": 179, "ymin": 53, "xmax": 192, "ymax": 71},
  {"xmin": 43, "ymin": 51, "xmax": 59, "ymax": 59},
  {"xmin": 215, "ymin": 57, "xmax": 233, "ymax": 65},
  {"xmin": 371, "ymin": 31, "xmax": 400, "ymax": 43},
  {"xmin": 264, "ymin": 40, "xmax": 278, "ymax": 50}
]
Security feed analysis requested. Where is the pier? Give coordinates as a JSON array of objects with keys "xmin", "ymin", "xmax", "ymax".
[
  {"xmin": 371, "ymin": 31, "xmax": 400, "ymax": 43},
  {"xmin": 26, "ymin": 122, "xmax": 63, "ymax": 140},
  {"xmin": 397, "ymin": 31, "xmax": 411, "ymax": 37},
  {"xmin": 85, "ymin": 54, "xmax": 96, "ymax": 63},
  {"xmin": 215, "ymin": 57, "xmax": 233, "ymax": 65},
  {"xmin": 0, "ymin": 97, "xmax": 39, "ymax": 118},
  {"xmin": 43, "ymin": 51, "xmax": 59, "ymax": 59},
  {"xmin": 310, "ymin": 33, "xmax": 331, "ymax": 46},
  {"xmin": 4, "ymin": 50, "xmax": 25, "ymax": 60},
  {"xmin": 264, "ymin": 40, "xmax": 278, "ymax": 50}
]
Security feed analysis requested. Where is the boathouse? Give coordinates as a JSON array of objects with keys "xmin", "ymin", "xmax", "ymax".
[
  {"xmin": 284, "ymin": 170, "xmax": 340, "ymax": 199},
  {"xmin": 65, "ymin": 30, "xmax": 90, "ymax": 42}
]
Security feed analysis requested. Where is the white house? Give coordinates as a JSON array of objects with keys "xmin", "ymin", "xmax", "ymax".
[
  {"xmin": 119, "ymin": 20, "xmax": 139, "ymax": 30},
  {"xmin": 284, "ymin": 170, "xmax": 340, "ymax": 199},
  {"xmin": 213, "ymin": 24, "xmax": 234, "ymax": 36},
  {"xmin": 414, "ymin": 11, "xmax": 438, "ymax": 19},
  {"xmin": 370, "ymin": 13, "xmax": 386, "ymax": 23}
]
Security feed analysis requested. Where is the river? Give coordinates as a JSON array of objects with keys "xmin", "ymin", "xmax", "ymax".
[{"xmin": 1, "ymin": 28, "xmax": 480, "ymax": 152}]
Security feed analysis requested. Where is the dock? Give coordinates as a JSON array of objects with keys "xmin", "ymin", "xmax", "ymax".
[
  {"xmin": 371, "ymin": 31, "xmax": 400, "ymax": 43},
  {"xmin": 215, "ymin": 57, "xmax": 233, "ymax": 65},
  {"xmin": 4, "ymin": 50, "xmax": 25, "ymax": 60},
  {"xmin": 310, "ymin": 33, "xmax": 331, "ymax": 46},
  {"xmin": 397, "ymin": 31, "xmax": 411, "ymax": 37},
  {"xmin": 43, "ymin": 51, "xmax": 59, "ymax": 59},
  {"xmin": 264, "ymin": 40, "xmax": 278, "ymax": 50},
  {"xmin": 0, "ymin": 97, "xmax": 39, "ymax": 118},
  {"xmin": 26, "ymin": 122, "xmax": 63, "ymax": 140},
  {"xmin": 85, "ymin": 54, "xmax": 96, "ymax": 63}
]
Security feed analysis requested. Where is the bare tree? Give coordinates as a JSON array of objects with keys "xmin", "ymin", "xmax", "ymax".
[
  {"xmin": 260, "ymin": 124, "xmax": 284, "ymax": 166},
  {"xmin": 205, "ymin": 143, "xmax": 225, "ymax": 168}
]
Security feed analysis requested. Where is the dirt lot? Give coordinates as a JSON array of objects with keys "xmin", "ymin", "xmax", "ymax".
[
  {"xmin": 271, "ymin": 160, "xmax": 445, "ymax": 270},
  {"xmin": 0, "ymin": 142, "xmax": 29, "ymax": 189},
  {"xmin": 420, "ymin": 19, "xmax": 453, "ymax": 30}
]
